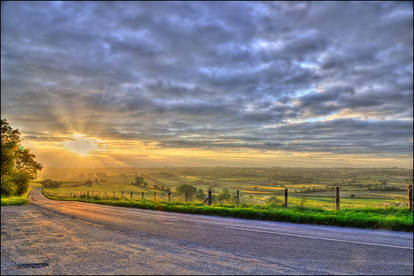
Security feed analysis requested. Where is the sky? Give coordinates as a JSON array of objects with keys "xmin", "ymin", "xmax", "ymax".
[{"xmin": 1, "ymin": 1, "xmax": 413, "ymax": 168}]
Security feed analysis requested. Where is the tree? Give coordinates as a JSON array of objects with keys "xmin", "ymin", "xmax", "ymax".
[
  {"xmin": 176, "ymin": 184, "xmax": 197, "ymax": 199},
  {"xmin": 85, "ymin": 179, "xmax": 93, "ymax": 187},
  {"xmin": 1, "ymin": 119, "xmax": 42, "ymax": 195},
  {"xmin": 134, "ymin": 176, "xmax": 145, "ymax": 186},
  {"xmin": 41, "ymin": 179, "xmax": 62, "ymax": 189}
]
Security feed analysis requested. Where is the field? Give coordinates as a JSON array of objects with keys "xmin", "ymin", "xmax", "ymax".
[{"xmin": 39, "ymin": 167, "xmax": 413, "ymax": 210}]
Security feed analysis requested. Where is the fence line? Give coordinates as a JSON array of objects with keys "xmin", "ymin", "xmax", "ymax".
[{"xmin": 47, "ymin": 186, "xmax": 414, "ymax": 211}]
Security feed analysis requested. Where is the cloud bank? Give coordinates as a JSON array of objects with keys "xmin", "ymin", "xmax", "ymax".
[{"xmin": 1, "ymin": 2, "xmax": 412, "ymax": 167}]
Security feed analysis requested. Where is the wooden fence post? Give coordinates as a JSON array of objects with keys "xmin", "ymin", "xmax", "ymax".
[
  {"xmin": 336, "ymin": 187, "xmax": 340, "ymax": 210},
  {"xmin": 208, "ymin": 191, "xmax": 212, "ymax": 206},
  {"xmin": 130, "ymin": 191, "xmax": 133, "ymax": 200},
  {"xmin": 87, "ymin": 190, "xmax": 89, "ymax": 200},
  {"xmin": 409, "ymin": 185, "xmax": 413, "ymax": 211},
  {"xmin": 154, "ymin": 192, "xmax": 156, "ymax": 201},
  {"xmin": 185, "ymin": 192, "xmax": 188, "ymax": 203},
  {"xmin": 236, "ymin": 190, "xmax": 240, "ymax": 206},
  {"xmin": 168, "ymin": 192, "xmax": 171, "ymax": 201},
  {"xmin": 121, "ymin": 190, "xmax": 124, "ymax": 198},
  {"xmin": 142, "ymin": 192, "xmax": 144, "ymax": 200},
  {"xmin": 284, "ymin": 188, "xmax": 288, "ymax": 208}
]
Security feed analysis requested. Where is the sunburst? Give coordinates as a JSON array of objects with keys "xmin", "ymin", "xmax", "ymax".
[{"xmin": 63, "ymin": 133, "xmax": 103, "ymax": 156}]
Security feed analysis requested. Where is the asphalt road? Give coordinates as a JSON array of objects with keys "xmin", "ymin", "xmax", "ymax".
[{"xmin": 1, "ymin": 189, "xmax": 413, "ymax": 275}]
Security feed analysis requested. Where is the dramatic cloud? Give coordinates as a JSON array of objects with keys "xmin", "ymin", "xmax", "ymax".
[{"xmin": 1, "ymin": 1, "xmax": 412, "ymax": 168}]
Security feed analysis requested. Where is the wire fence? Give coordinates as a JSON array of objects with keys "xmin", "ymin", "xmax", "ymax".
[{"xmin": 44, "ymin": 185, "xmax": 413, "ymax": 211}]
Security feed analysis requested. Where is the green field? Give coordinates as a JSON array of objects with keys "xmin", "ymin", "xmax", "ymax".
[
  {"xmin": 37, "ymin": 167, "xmax": 413, "ymax": 231},
  {"xmin": 39, "ymin": 167, "xmax": 413, "ymax": 210}
]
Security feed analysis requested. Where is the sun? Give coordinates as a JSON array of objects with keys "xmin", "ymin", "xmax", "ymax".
[{"xmin": 63, "ymin": 133, "xmax": 102, "ymax": 155}]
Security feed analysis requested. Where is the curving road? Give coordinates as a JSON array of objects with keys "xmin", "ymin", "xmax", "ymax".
[{"xmin": 1, "ymin": 188, "xmax": 413, "ymax": 275}]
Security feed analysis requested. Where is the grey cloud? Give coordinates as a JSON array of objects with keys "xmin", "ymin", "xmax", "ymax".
[
  {"xmin": 157, "ymin": 119, "xmax": 413, "ymax": 155},
  {"xmin": 1, "ymin": 1, "xmax": 412, "ymax": 157}
]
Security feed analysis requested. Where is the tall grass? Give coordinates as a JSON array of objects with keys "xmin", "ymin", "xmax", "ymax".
[{"xmin": 0, "ymin": 183, "xmax": 37, "ymax": 206}]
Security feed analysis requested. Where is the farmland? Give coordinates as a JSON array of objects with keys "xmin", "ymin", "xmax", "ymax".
[{"xmin": 39, "ymin": 167, "xmax": 413, "ymax": 210}]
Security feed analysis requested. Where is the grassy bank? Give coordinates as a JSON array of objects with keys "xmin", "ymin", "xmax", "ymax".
[
  {"xmin": 1, "ymin": 195, "xmax": 29, "ymax": 206},
  {"xmin": 42, "ymin": 189, "xmax": 413, "ymax": 232},
  {"xmin": 1, "ymin": 187, "xmax": 31, "ymax": 206}
]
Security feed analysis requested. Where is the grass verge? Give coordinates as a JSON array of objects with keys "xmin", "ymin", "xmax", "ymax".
[
  {"xmin": 1, "ymin": 185, "xmax": 33, "ymax": 206},
  {"xmin": 42, "ymin": 190, "xmax": 413, "ymax": 232}
]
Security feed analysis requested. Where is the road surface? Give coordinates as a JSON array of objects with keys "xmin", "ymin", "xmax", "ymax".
[{"xmin": 1, "ymin": 189, "xmax": 413, "ymax": 275}]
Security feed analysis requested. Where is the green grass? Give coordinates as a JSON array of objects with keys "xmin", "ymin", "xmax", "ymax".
[
  {"xmin": 37, "ymin": 167, "xmax": 413, "ymax": 230},
  {"xmin": 1, "ymin": 196, "xmax": 29, "ymax": 206},
  {"xmin": 43, "ymin": 182, "xmax": 409, "ymax": 209},
  {"xmin": 0, "ymin": 182, "xmax": 38, "ymax": 206},
  {"xmin": 42, "ymin": 189, "xmax": 413, "ymax": 232}
]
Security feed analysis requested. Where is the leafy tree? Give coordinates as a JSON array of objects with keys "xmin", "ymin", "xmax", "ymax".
[
  {"xmin": 176, "ymin": 184, "xmax": 197, "ymax": 199},
  {"xmin": 1, "ymin": 119, "xmax": 42, "ymax": 195}
]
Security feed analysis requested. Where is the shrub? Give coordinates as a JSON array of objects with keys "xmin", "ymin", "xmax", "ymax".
[
  {"xmin": 1, "ymin": 172, "xmax": 31, "ymax": 196},
  {"xmin": 266, "ymin": 196, "xmax": 282, "ymax": 207},
  {"xmin": 41, "ymin": 179, "xmax": 62, "ymax": 188},
  {"xmin": 85, "ymin": 179, "xmax": 93, "ymax": 187},
  {"xmin": 196, "ymin": 188, "xmax": 205, "ymax": 200},
  {"xmin": 217, "ymin": 188, "xmax": 231, "ymax": 202},
  {"xmin": 14, "ymin": 173, "xmax": 30, "ymax": 195},
  {"xmin": 1, "ymin": 174, "xmax": 17, "ymax": 196}
]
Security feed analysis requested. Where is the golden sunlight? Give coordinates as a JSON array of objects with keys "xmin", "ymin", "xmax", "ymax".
[{"xmin": 62, "ymin": 133, "xmax": 103, "ymax": 155}]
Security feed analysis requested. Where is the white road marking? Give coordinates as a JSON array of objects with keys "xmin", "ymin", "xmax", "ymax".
[{"xmin": 225, "ymin": 226, "xmax": 413, "ymax": 250}]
